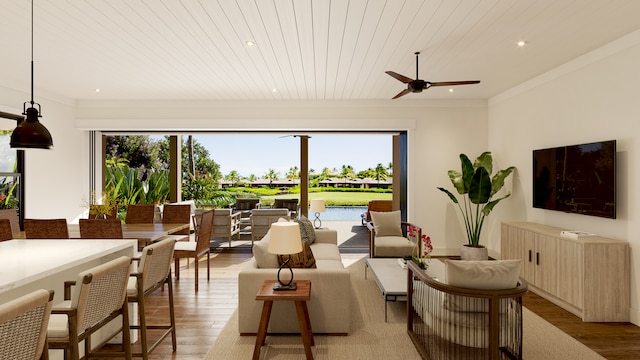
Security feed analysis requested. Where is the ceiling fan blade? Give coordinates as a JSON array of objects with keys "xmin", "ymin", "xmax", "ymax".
[
  {"xmin": 391, "ymin": 89, "xmax": 412, "ymax": 99},
  {"xmin": 385, "ymin": 71, "xmax": 414, "ymax": 84},
  {"xmin": 428, "ymin": 80, "xmax": 481, "ymax": 87}
]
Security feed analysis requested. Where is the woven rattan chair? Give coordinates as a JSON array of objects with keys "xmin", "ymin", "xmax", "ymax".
[
  {"xmin": 162, "ymin": 204, "xmax": 191, "ymax": 235},
  {"xmin": 24, "ymin": 219, "xmax": 69, "ymax": 239},
  {"xmin": 0, "ymin": 208, "xmax": 20, "ymax": 235},
  {"xmin": 128, "ymin": 238, "xmax": 177, "ymax": 359},
  {"xmin": 47, "ymin": 256, "xmax": 132, "ymax": 360},
  {"xmin": 0, "ymin": 218, "xmax": 14, "ymax": 241},
  {"xmin": 78, "ymin": 219, "xmax": 124, "ymax": 239},
  {"xmin": 125, "ymin": 204, "xmax": 155, "ymax": 224},
  {"xmin": 0, "ymin": 289, "xmax": 54, "ymax": 360},
  {"xmin": 174, "ymin": 209, "xmax": 214, "ymax": 291}
]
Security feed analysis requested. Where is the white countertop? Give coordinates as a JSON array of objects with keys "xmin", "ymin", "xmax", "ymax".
[{"xmin": 0, "ymin": 239, "xmax": 137, "ymax": 296}]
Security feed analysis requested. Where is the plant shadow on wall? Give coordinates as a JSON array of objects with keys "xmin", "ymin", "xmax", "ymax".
[{"xmin": 437, "ymin": 152, "xmax": 515, "ymax": 259}]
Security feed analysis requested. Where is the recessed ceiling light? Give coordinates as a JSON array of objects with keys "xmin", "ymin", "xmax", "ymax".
[
  {"xmin": 449, "ymin": 88, "xmax": 454, "ymax": 93},
  {"xmin": 246, "ymin": 40, "xmax": 256, "ymax": 47},
  {"xmin": 95, "ymin": 88, "xmax": 101, "ymax": 93},
  {"xmin": 272, "ymin": 88, "xmax": 278, "ymax": 93},
  {"xmin": 517, "ymin": 40, "xmax": 527, "ymax": 47}
]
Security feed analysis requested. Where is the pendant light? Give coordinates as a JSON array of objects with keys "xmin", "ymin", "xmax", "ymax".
[{"xmin": 10, "ymin": 0, "xmax": 53, "ymax": 150}]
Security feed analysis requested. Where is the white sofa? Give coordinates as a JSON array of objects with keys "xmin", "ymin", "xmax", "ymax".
[{"xmin": 238, "ymin": 228, "xmax": 351, "ymax": 335}]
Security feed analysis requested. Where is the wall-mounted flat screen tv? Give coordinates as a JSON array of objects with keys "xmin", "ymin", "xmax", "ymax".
[{"xmin": 533, "ymin": 140, "xmax": 616, "ymax": 219}]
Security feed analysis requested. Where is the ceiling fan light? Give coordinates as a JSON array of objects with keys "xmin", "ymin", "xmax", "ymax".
[{"xmin": 10, "ymin": 106, "xmax": 53, "ymax": 149}]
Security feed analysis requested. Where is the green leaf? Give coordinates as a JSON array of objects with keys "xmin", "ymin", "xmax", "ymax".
[
  {"xmin": 460, "ymin": 154, "xmax": 474, "ymax": 193},
  {"xmin": 468, "ymin": 167, "xmax": 491, "ymax": 204},
  {"xmin": 448, "ymin": 170, "xmax": 466, "ymax": 194},
  {"xmin": 482, "ymin": 194, "xmax": 511, "ymax": 216},
  {"xmin": 437, "ymin": 187, "xmax": 460, "ymax": 204},
  {"xmin": 490, "ymin": 166, "xmax": 515, "ymax": 197},
  {"xmin": 474, "ymin": 151, "xmax": 493, "ymax": 175}
]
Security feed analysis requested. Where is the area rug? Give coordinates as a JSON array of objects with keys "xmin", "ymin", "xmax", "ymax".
[{"xmin": 205, "ymin": 259, "xmax": 605, "ymax": 360}]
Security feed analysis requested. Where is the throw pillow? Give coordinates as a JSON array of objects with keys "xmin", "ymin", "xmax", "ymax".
[
  {"xmin": 278, "ymin": 242, "xmax": 316, "ymax": 268},
  {"xmin": 444, "ymin": 259, "xmax": 522, "ymax": 290},
  {"xmin": 443, "ymin": 259, "xmax": 522, "ymax": 313},
  {"xmin": 370, "ymin": 210, "xmax": 403, "ymax": 237},
  {"xmin": 295, "ymin": 215, "xmax": 316, "ymax": 244},
  {"xmin": 252, "ymin": 234, "xmax": 279, "ymax": 268}
]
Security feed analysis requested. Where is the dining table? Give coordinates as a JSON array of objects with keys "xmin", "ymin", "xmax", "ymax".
[
  {"xmin": 0, "ymin": 239, "xmax": 138, "ymax": 359},
  {"xmin": 14, "ymin": 222, "xmax": 191, "ymax": 249}
]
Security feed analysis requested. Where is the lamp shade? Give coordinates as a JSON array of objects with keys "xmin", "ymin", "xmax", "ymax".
[
  {"xmin": 268, "ymin": 222, "xmax": 302, "ymax": 255},
  {"xmin": 10, "ymin": 107, "xmax": 53, "ymax": 149},
  {"xmin": 309, "ymin": 199, "xmax": 325, "ymax": 213}
]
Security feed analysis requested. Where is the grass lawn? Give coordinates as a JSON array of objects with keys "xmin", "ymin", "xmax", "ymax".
[{"xmin": 262, "ymin": 191, "xmax": 391, "ymax": 206}]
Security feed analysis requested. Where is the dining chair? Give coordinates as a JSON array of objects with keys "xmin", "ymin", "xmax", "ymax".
[
  {"xmin": 78, "ymin": 219, "xmax": 124, "ymax": 239},
  {"xmin": 161, "ymin": 204, "xmax": 191, "ymax": 235},
  {"xmin": 0, "ymin": 218, "xmax": 14, "ymax": 241},
  {"xmin": 0, "ymin": 289, "xmax": 54, "ymax": 360},
  {"xmin": 155, "ymin": 204, "xmax": 192, "ymax": 244},
  {"xmin": 173, "ymin": 209, "xmax": 214, "ymax": 291},
  {"xmin": 0, "ymin": 207, "xmax": 20, "ymax": 235},
  {"xmin": 24, "ymin": 219, "xmax": 69, "ymax": 239},
  {"xmin": 47, "ymin": 256, "xmax": 132, "ymax": 360},
  {"xmin": 128, "ymin": 238, "xmax": 177, "ymax": 359},
  {"xmin": 125, "ymin": 204, "xmax": 155, "ymax": 224}
]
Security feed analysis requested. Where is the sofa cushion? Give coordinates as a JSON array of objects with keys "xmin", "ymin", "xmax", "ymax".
[
  {"xmin": 252, "ymin": 234, "xmax": 279, "ymax": 268},
  {"xmin": 310, "ymin": 243, "xmax": 342, "ymax": 261},
  {"xmin": 370, "ymin": 210, "xmax": 403, "ymax": 237},
  {"xmin": 314, "ymin": 259, "xmax": 346, "ymax": 270},
  {"xmin": 445, "ymin": 260, "xmax": 522, "ymax": 290},
  {"xmin": 295, "ymin": 215, "xmax": 316, "ymax": 244}
]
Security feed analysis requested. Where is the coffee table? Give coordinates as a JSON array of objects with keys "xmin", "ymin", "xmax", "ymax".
[
  {"xmin": 365, "ymin": 258, "xmax": 409, "ymax": 321},
  {"xmin": 365, "ymin": 258, "xmax": 446, "ymax": 321}
]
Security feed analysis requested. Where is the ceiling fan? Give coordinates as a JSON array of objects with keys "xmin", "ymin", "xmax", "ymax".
[{"xmin": 386, "ymin": 52, "xmax": 480, "ymax": 99}]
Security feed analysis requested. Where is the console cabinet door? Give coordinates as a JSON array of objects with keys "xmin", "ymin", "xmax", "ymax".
[
  {"xmin": 533, "ymin": 234, "xmax": 557, "ymax": 295},
  {"xmin": 501, "ymin": 224, "xmax": 527, "ymax": 279},
  {"xmin": 556, "ymin": 239, "xmax": 583, "ymax": 308}
]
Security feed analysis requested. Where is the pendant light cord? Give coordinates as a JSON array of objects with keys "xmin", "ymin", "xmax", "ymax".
[{"xmin": 30, "ymin": 0, "xmax": 34, "ymax": 106}]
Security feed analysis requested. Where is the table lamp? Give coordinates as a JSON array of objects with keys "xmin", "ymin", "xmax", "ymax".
[
  {"xmin": 268, "ymin": 222, "xmax": 303, "ymax": 290},
  {"xmin": 309, "ymin": 199, "xmax": 325, "ymax": 229}
]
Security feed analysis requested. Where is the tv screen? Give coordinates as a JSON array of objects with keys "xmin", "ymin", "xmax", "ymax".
[{"xmin": 533, "ymin": 140, "xmax": 616, "ymax": 219}]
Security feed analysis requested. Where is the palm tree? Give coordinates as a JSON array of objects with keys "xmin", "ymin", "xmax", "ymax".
[
  {"xmin": 374, "ymin": 163, "xmax": 388, "ymax": 184},
  {"xmin": 226, "ymin": 170, "xmax": 239, "ymax": 185},
  {"xmin": 264, "ymin": 169, "xmax": 279, "ymax": 188},
  {"xmin": 287, "ymin": 166, "xmax": 299, "ymax": 180}
]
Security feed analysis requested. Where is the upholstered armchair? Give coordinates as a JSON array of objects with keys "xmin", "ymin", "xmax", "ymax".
[{"xmin": 367, "ymin": 210, "xmax": 416, "ymax": 258}]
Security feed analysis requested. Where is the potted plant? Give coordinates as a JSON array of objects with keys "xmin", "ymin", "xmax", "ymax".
[{"xmin": 437, "ymin": 152, "xmax": 515, "ymax": 260}]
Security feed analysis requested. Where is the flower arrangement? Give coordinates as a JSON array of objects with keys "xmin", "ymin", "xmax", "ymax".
[
  {"xmin": 0, "ymin": 193, "xmax": 18, "ymax": 210},
  {"xmin": 0, "ymin": 181, "xmax": 19, "ymax": 210},
  {"xmin": 85, "ymin": 191, "xmax": 118, "ymax": 218},
  {"xmin": 407, "ymin": 225, "xmax": 433, "ymax": 269}
]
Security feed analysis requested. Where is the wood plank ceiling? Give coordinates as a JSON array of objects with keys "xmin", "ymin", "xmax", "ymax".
[{"xmin": 1, "ymin": 0, "xmax": 639, "ymax": 101}]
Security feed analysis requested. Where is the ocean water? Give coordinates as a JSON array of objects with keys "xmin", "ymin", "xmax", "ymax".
[{"xmin": 313, "ymin": 206, "xmax": 367, "ymax": 221}]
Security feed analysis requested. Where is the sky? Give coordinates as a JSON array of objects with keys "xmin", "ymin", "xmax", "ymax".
[{"xmin": 193, "ymin": 134, "xmax": 392, "ymax": 178}]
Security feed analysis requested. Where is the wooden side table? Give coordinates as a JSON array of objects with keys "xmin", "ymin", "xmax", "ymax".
[{"xmin": 253, "ymin": 280, "xmax": 314, "ymax": 360}]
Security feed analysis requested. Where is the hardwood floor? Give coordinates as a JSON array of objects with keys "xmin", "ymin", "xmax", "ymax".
[{"xmin": 93, "ymin": 246, "xmax": 640, "ymax": 360}]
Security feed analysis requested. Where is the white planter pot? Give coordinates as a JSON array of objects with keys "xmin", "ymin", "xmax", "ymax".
[{"xmin": 460, "ymin": 245, "xmax": 488, "ymax": 260}]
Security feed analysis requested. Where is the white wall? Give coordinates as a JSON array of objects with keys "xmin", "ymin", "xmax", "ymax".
[
  {"xmin": 0, "ymin": 85, "xmax": 87, "ymax": 222},
  {"xmin": 488, "ymin": 30, "xmax": 640, "ymax": 324}
]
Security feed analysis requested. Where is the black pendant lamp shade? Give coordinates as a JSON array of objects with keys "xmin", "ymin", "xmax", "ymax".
[
  {"xmin": 10, "ymin": 0, "xmax": 53, "ymax": 150},
  {"xmin": 10, "ymin": 104, "xmax": 53, "ymax": 149}
]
